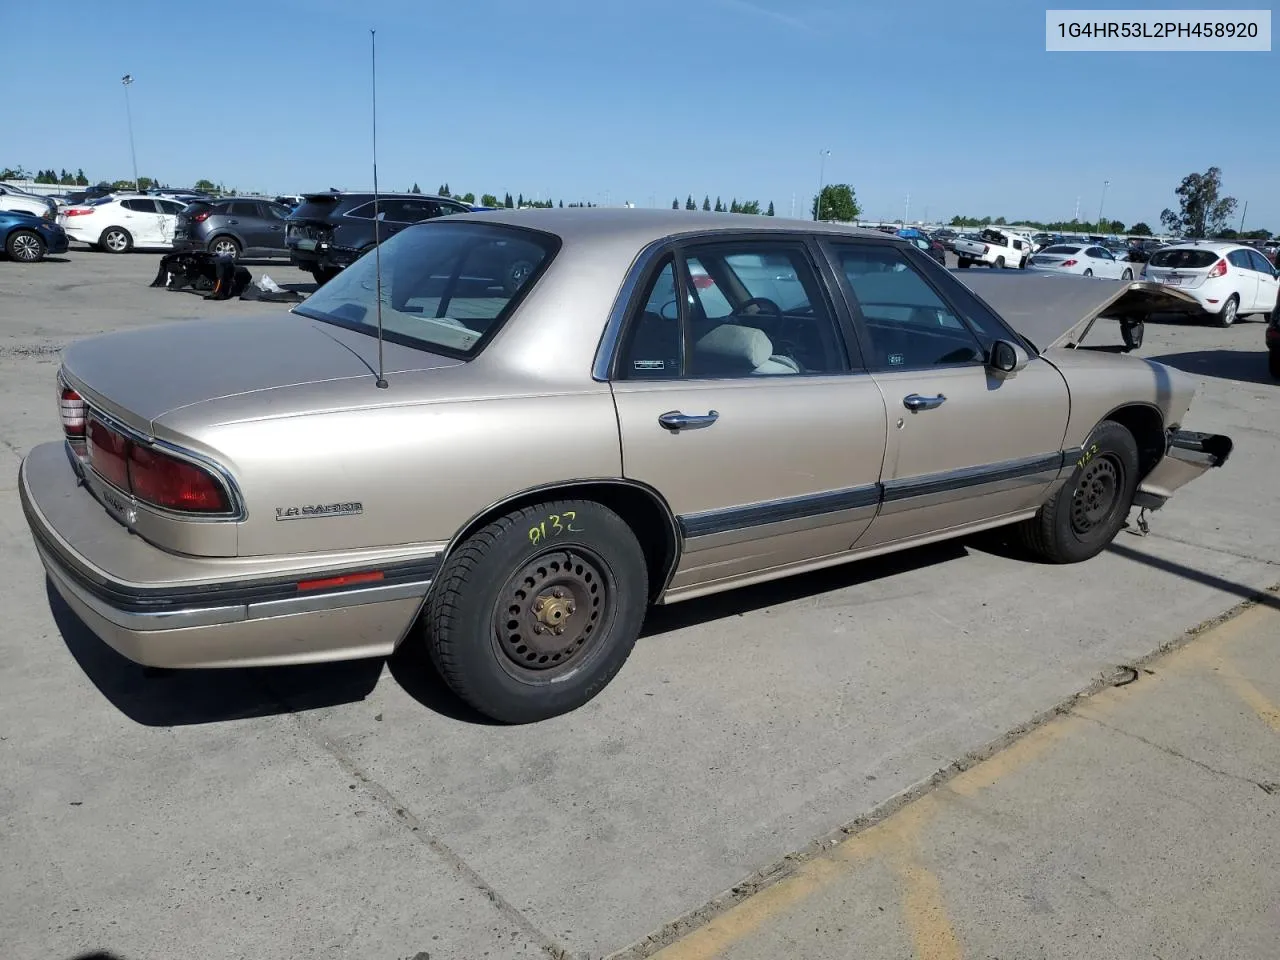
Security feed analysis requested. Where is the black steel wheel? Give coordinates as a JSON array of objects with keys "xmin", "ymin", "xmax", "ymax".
[
  {"xmin": 1017, "ymin": 420, "xmax": 1140, "ymax": 564},
  {"xmin": 424, "ymin": 499, "xmax": 649, "ymax": 723}
]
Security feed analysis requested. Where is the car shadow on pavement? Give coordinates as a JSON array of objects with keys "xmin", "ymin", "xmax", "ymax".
[
  {"xmin": 48, "ymin": 581, "xmax": 385, "ymax": 727},
  {"xmin": 641, "ymin": 539, "xmax": 968, "ymax": 637},
  {"xmin": 1148, "ymin": 349, "xmax": 1276, "ymax": 387}
]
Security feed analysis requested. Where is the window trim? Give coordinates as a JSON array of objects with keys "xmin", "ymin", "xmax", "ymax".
[
  {"xmin": 606, "ymin": 231, "xmax": 860, "ymax": 383},
  {"xmin": 818, "ymin": 237, "xmax": 1012, "ymax": 374}
]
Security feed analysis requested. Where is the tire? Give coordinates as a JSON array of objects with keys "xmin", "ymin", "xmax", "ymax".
[
  {"xmin": 1121, "ymin": 268, "xmax": 1133, "ymax": 281},
  {"xmin": 310, "ymin": 266, "xmax": 341, "ymax": 285},
  {"xmin": 100, "ymin": 227, "xmax": 132, "ymax": 254},
  {"xmin": 1018, "ymin": 257, "xmax": 1028, "ymax": 269},
  {"xmin": 958, "ymin": 258, "xmax": 971, "ymax": 269},
  {"xmin": 1269, "ymin": 350, "xmax": 1280, "ymax": 379},
  {"xmin": 6, "ymin": 229, "xmax": 45, "ymax": 262},
  {"xmin": 208, "ymin": 235, "xmax": 241, "ymax": 259},
  {"xmin": 424, "ymin": 499, "xmax": 649, "ymax": 723},
  {"xmin": 992, "ymin": 256, "xmax": 1005, "ymax": 269},
  {"xmin": 1213, "ymin": 294, "xmax": 1238, "ymax": 328},
  {"xmin": 1016, "ymin": 420, "xmax": 1140, "ymax": 564},
  {"xmin": 1083, "ymin": 268, "xmax": 1093, "ymax": 277}
]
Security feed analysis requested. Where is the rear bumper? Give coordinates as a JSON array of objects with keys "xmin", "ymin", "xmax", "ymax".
[
  {"xmin": 1136, "ymin": 430, "xmax": 1233, "ymax": 506},
  {"xmin": 19, "ymin": 442, "xmax": 436, "ymax": 668}
]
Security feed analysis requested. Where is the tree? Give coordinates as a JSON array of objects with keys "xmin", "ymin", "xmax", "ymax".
[
  {"xmin": 766, "ymin": 201, "xmax": 775, "ymax": 217},
  {"xmin": 408, "ymin": 183, "xmax": 421, "ymax": 194},
  {"xmin": 685, "ymin": 194, "xmax": 695, "ymax": 210},
  {"xmin": 1215, "ymin": 227, "xmax": 1239, "ymax": 240},
  {"xmin": 1128, "ymin": 222, "xmax": 1152, "ymax": 236},
  {"xmin": 714, "ymin": 197, "xmax": 724, "ymax": 212},
  {"xmin": 137, "ymin": 176, "xmax": 157, "ymax": 191},
  {"xmin": 1106, "ymin": 219, "xmax": 1125, "ymax": 234},
  {"xmin": 1, "ymin": 166, "xmax": 28, "ymax": 180},
  {"xmin": 437, "ymin": 183, "xmax": 451, "ymax": 197},
  {"xmin": 516, "ymin": 192, "xmax": 524, "ymax": 207},
  {"xmin": 812, "ymin": 184, "xmax": 860, "ymax": 222},
  {"xmin": 702, "ymin": 195, "xmax": 711, "ymax": 211},
  {"xmin": 480, "ymin": 193, "xmax": 499, "ymax": 207},
  {"xmin": 993, "ymin": 216, "xmax": 1007, "ymax": 225},
  {"xmin": 74, "ymin": 168, "xmax": 88, "ymax": 186},
  {"xmin": 504, "ymin": 193, "xmax": 514, "ymax": 208},
  {"xmin": 559, "ymin": 200, "xmax": 563, "ymax": 208},
  {"xmin": 194, "ymin": 179, "xmax": 216, "ymax": 192},
  {"xmin": 461, "ymin": 192, "xmax": 475, "ymax": 204},
  {"xmin": 1242, "ymin": 228, "xmax": 1272, "ymax": 240},
  {"xmin": 1160, "ymin": 167, "xmax": 1236, "ymax": 238},
  {"xmin": 739, "ymin": 200, "xmax": 761, "ymax": 215},
  {"xmin": 672, "ymin": 197, "xmax": 680, "ymax": 209}
]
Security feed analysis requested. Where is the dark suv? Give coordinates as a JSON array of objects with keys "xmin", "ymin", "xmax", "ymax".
[
  {"xmin": 285, "ymin": 191, "xmax": 471, "ymax": 283},
  {"xmin": 173, "ymin": 197, "xmax": 293, "ymax": 260}
]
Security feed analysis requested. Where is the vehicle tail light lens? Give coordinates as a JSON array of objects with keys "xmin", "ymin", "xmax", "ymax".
[
  {"xmin": 1061, "ymin": 259, "xmax": 1077, "ymax": 267},
  {"xmin": 59, "ymin": 386, "xmax": 86, "ymax": 436},
  {"xmin": 192, "ymin": 211, "xmax": 211, "ymax": 222},
  {"xmin": 84, "ymin": 415, "xmax": 230, "ymax": 513},
  {"xmin": 86, "ymin": 419, "xmax": 130, "ymax": 490},
  {"xmin": 64, "ymin": 207, "xmax": 94, "ymax": 216},
  {"xmin": 692, "ymin": 275, "xmax": 715, "ymax": 289},
  {"xmin": 982, "ymin": 245, "xmax": 989, "ymax": 254},
  {"xmin": 127, "ymin": 444, "xmax": 229, "ymax": 512},
  {"xmin": 1207, "ymin": 258, "xmax": 1227, "ymax": 278}
]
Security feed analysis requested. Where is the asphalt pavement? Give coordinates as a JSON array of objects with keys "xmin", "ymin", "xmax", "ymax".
[{"xmin": 0, "ymin": 247, "xmax": 1276, "ymax": 960}]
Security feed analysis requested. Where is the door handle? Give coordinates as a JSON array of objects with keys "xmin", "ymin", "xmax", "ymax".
[
  {"xmin": 658, "ymin": 409, "xmax": 720, "ymax": 430},
  {"xmin": 228, "ymin": 219, "xmax": 239, "ymax": 224},
  {"xmin": 903, "ymin": 393, "xmax": 946, "ymax": 411}
]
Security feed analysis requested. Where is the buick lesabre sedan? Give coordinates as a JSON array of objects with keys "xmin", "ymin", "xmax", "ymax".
[{"xmin": 20, "ymin": 210, "xmax": 1233, "ymax": 723}]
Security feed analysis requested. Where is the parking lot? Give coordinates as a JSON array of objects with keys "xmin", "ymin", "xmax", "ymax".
[{"xmin": 2, "ymin": 248, "xmax": 1278, "ymax": 959}]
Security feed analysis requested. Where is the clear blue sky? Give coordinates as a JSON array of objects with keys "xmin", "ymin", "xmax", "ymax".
[{"xmin": 3, "ymin": 0, "xmax": 1276, "ymax": 229}]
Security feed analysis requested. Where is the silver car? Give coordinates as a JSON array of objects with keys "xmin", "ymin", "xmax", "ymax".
[{"xmin": 20, "ymin": 210, "xmax": 1232, "ymax": 723}]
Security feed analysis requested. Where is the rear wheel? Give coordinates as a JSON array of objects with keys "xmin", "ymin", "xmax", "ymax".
[
  {"xmin": 310, "ymin": 266, "xmax": 341, "ymax": 285},
  {"xmin": 6, "ymin": 229, "xmax": 45, "ymax": 262},
  {"xmin": 992, "ymin": 256, "xmax": 1005, "ymax": 269},
  {"xmin": 958, "ymin": 258, "xmax": 971, "ymax": 269},
  {"xmin": 424, "ymin": 499, "xmax": 649, "ymax": 723},
  {"xmin": 1018, "ymin": 257, "xmax": 1028, "ymax": 269},
  {"xmin": 1269, "ymin": 350, "xmax": 1280, "ymax": 378},
  {"xmin": 1083, "ymin": 268, "xmax": 1093, "ymax": 277},
  {"xmin": 208, "ymin": 235, "xmax": 241, "ymax": 259},
  {"xmin": 100, "ymin": 227, "xmax": 132, "ymax": 253},
  {"xmin": 1121, "ymin": 268, "xmax": 1133, "ymax": 281},
  {"xmin": 1213, "ymin": 294, "xmax": 1238, "ymax": 328},
  {"xmin": 1017, "ymin": 420, "xmax": 1139, "ymax": 564}
]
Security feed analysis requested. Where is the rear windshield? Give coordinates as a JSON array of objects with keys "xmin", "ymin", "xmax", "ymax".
[
  {"xmin": 289, "ymin": 196, "xmax": 345, "ymax": 221},
  {"xmin": 1149, "ymin": 248, "xmax": 1219, "ymax": 269},
  {"xmin": 182, "ymin": 201, "xmax": 214, "ymax": 216},
  {"xmin": 294, "ymin": 222, "xmax": 559, "ymax": 358},
  {"xmin": 1042, "ymin": 245, "xmax": 1082, "ymax": 254}
]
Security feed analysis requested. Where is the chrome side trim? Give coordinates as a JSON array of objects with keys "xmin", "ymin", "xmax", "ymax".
[
  {"xmin": 881, "ymin": 452, "xmax": 1065, "ymax": 503},
  {"xmin": 680, "ymin": 484, "xmax": 881, "ymax": 539}
]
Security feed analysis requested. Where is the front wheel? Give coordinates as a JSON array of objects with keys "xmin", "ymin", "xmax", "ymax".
[
  {"xmin": 1016, "ymin": 420, "xmax": 1139, "ymax": 564},
  {"xmin": 424, "ymin": 499, "xmax": 649, "ymax": 723},
  {"xmin": 100, "ymin": 227, "xmax": 132, "ymax": 254},
  {"xmin": 992, "ymin": 256, "xmax": 1005, "ymax": 269},
  {"xmin": 6, "ymin": 229, "xmax": 45, "ymax": 262},
  {"xmin": 1213, "ymin": 295, "xmax": 1238, "ymax": 328}
]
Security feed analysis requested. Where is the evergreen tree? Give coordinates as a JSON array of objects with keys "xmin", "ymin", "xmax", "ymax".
[
  {"xmin": 702, "ymin": 195, "xmax": 711, "ymax": 211},
  {"xmin": 559, "ymin": 199, "xmax": 564, "ymax": 208},
  {"xmin": 517, "ymin": 193, "xmax": 524, "ymax": 207},
  {"xmin": 766, "ymin": 201, "xmax": 775, "ymax": 216},
  {"xmin": 672, "ymin": 197, "xmax": 679, "ymax": 209},
  {"xmin": 504, "ymin": 193, "xmax": 514, "ymax": 208},
  {"xmin": 686, "ymin": 195, "xmax": 696, "ymax": 210},
  {"xmin": 729, "ymin": 199, "xmax": 741, "ymax": 213},
  {"xmin": 411, "ymin": 182, "xmax": 421, "ymax": 194},
  {"xmin": 714, "ymin": 197, "xmax": 724, "ymax": 212}
]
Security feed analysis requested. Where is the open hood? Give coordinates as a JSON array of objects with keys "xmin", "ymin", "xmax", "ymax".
[{"xmin": 952, "ymin": 272, "xmax": 1203, "ymax": 352}]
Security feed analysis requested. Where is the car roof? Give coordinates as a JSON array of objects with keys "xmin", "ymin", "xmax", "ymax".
[
  {"xmin": 448, "ymin": 207, "xmax": 896, "ymax": 247},
  {"xmin": 1158, "ymin": 240, "xmax": 1247, "ymax": 252}
]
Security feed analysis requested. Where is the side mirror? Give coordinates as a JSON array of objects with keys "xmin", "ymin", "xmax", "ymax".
[{"xmin": 988, "ymin": 339, "xmax": 1029, "ymax": 377}]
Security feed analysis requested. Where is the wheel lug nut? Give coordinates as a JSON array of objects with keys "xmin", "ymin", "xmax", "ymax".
[
  {"xmin": 553, "ymin": 589, "xmax": 565, "ymax": 598},
  {"xmin": 533, "ymin": 625, "xmax": 543, "ymax": 634},
  {"xmin": 534, "ymin": 600, "xmax": 545, "ymax": 611},
  {"xmin": 554, "ymin": 626, "xmax": 564, "ymax": 635}
]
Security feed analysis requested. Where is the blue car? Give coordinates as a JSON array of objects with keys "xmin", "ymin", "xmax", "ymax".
[{"xmin": 1, "ymin": 210, "xmax": 68, "ymax": 262}]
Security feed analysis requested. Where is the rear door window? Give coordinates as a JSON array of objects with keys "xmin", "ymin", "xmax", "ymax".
[
  {"xmin": 122, "ymin": 198, "xmax": 159, "ymax": 213},
  {"xmin": 1247, "ymin": 250, "xmax": 1275, "ymax": 274},
  {"xmin": 227, "ymin": 201, "xmax": 260, "ymax": 217}
]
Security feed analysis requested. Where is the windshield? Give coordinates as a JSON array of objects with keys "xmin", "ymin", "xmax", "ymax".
[
  {"xmin": 1148, "ymin": 248, "xmax": 1219, "ymax": 269},
  {"xmin": 294, "ymin": 221, "xmax": 558, "ymax": 357}
]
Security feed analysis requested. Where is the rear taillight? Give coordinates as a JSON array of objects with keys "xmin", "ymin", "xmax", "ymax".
[
  {"xmin": 63, "ymin": 207, "xmax": 94, "ymax": 216},
  {"xmin": 85, "ymin": 416, "xmax": 230, "ymax": 513},
  {"xmin": 1207, "ymin": 258, "xmax": 1227, "ymax": 278},
  {"xmin": 1061, "ymin": 259, "xmax": 1077, "ymax": 267},
  {"xmin": 982, "ymin": 245, "xmax": 989, "ymax": 254},
  {"xmin": 192, "ymin": 211, "xmax": 211, "ymax": 222},
  {"xmin": 692, "ymin": 275, "xmax": 715, "ymax": 289},
  {"xmin": 59, "ymin": 386, "xmax": 86, "ymax": 436},
  {"xmin": 127, "ymin": 444, "xmax": 229, "ymax": 512}
]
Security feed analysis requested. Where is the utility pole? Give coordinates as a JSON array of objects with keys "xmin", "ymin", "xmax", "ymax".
[
  {"xmin": 1097, "ymin": 179, "xmax": 1110, "ymax": 233},
  {"xmin": 1239, "ymin": 200, "xmax": 1248, "ymax": 234},
  {"xmin": 1073, "ymin": 196, "xmax": 1080, "ymax": 222},
  {"xmin": 790, "ymin": 192, "xmax": 796, "ymax": 219},
  {"xmin": 121, "ymin": 74, "xmax": 139, "ymax": 189},
  {"xmin": 814, "ymin": 149, "xmax": 831, "ymax": 221},
  {"xmin": 904, "ymin": 192, "xmax": 910, "ymax": 223}
]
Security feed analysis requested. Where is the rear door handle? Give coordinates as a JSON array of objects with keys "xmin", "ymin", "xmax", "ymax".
[
  {"xmin": 658, "ymin": 410, "xmax": 720, "ymax": 430},
  {"xmin": 903, "ymin": 393, "xmax": 946, "ymax": 411}
]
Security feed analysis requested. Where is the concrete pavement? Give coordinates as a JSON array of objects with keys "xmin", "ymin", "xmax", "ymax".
[{"xmin": 0, "ymin": 249, "xmax": 1276, "ymax": 960}]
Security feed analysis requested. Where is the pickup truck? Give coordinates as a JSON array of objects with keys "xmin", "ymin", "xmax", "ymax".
[{"xmin": 953, "ymin": 228, "xmax": 1033, "ymax": 269}]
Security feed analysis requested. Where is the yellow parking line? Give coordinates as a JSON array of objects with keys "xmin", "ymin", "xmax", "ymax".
[
  {"xmin": 890, "ymin": 846, "xmax": 964, "ymax": 960},
  {"xmin": 1217, "ymin": 663, "xmax": 1280, "ymax": 733}
]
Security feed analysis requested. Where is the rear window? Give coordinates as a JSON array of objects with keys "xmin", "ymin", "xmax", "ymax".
[
  {"xmin": 183, "ymin": 201, "xmax": 214, "ymax": 216},
  {"xmin": 289, "ymin": 196, "xmax": 345, "ymax": 221},
  {"xmin": 294, "ymin": 222, "xmax": 559, "ymax": 358},
  {"xmin": 1042, "ymin": 245, "xmax": 1082, "ymax": 254},
  {"xmin": 1149, "ymin": 248, "xmax": 1219, "ymax": 269}
]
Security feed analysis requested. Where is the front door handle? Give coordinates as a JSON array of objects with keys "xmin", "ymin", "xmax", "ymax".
[
  {"xmin": 658, "ymin": 409, "xmax": 720, "ymax": 430},
  {"xmin": 903, "ymin": 393, "xmax": 946, "ymax": 411}
]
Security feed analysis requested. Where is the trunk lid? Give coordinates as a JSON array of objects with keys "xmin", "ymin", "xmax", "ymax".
[
  {"xmin": 953, "ymin": 272, "xmax": 1202, "ymax": 352},
  {"xmin": 60, "ymin": 313, "xmax": 463, "ymax": 433}
]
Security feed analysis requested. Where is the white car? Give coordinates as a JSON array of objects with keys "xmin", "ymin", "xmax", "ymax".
[
  {"xmin": 58, "ymin": 194, "xmax": 189, "ymax": 253},
  {"xmin": 1141, "ymin": 241, "xmax": 1280, "ymax": 327},
  {"xmin": 0, "ymin": 184, "xmax": 58, "ymax": 221},
  {"xmin": 1026, "ymin": 243, "xmax": 1135, "ymax": 281}
]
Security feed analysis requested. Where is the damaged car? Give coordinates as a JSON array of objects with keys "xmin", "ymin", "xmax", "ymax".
[{"xmin": 20, "ymin": 210, "xmax": 1232, "ymax": 723}]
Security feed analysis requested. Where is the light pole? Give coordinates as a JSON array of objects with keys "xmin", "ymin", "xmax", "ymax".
[
  {"xmin": 121, "ymin": 74, "xmax": 139, "ymax": 189},
  {"xmin": 1097, "ymin": 179, "xmax": 1110, "ymax": 234},
  {"xmin": 904, "ymin": 191, "xmax": 910, "ymax": 224},
  {"xmin": 814, "ymin": 149, "xmax": 831, "ymax": 221}
]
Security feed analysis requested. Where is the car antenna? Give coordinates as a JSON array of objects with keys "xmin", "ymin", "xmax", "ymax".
[{"xmin": 370, "ymin": 27, "xmax": 388, "ymax": 389}]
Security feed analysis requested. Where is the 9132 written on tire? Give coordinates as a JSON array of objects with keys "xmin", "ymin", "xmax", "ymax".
[{"xmin": 423, "ymin": 499, "xmax": 649, "ymax": 723}]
